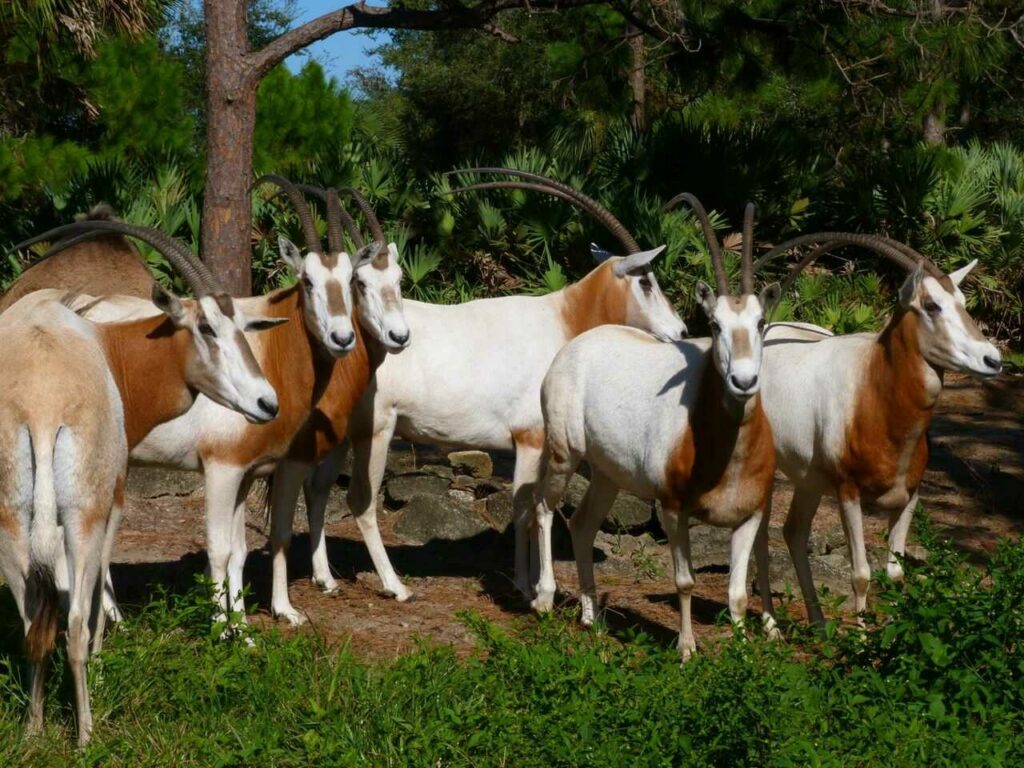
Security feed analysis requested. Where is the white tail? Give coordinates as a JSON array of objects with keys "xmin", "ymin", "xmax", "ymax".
[{"xmin": 28, "ymin": 424, "xmax": 61, "ymax": 573}]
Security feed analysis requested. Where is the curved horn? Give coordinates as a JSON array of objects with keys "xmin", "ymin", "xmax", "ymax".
[
  {"xmin": 741, "ymin": 202, "xmax": 755, "ymax": 295},
  {"xmin": 10, "ymin": 221, "xmax": 220, "ymax": 296},
  {"xmin": 253, "ymin": 174, "xmax": 321, "ymax": 253},
  {"xmin": 663, "ymin": 192, "xmax": 728, "ymax": 294},
  {"xmin": 296, "ymin": 184, "xmax": 368, "ymax": 250},
  {"xmin": 338, "ymin": 187, "xmax": 386, "ymax": 244},
  {"xmin": 449, "ymin": 167, "xmax": 642, "ymax": 254},
  {"xmin": 753, "ymin": 232, "xmax": 925, "ymax": 275}
]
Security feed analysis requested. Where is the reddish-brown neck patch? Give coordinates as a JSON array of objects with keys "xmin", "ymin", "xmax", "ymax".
[
  {"xmin": 663, "ymin": 362, "xmax": 775, "ymax": 521},
  {"xmin": 286, "ymin": 317, "xmax": 381, "ymax": 463},
  {"xmin": 838, "ymin": 310, "xmax": 938, "ymax": 501},
  {"xmin": 99, "ymin": 316, "xmax": 194, "ymax": 449},
  {"xmin": 559, "ymin": 262, "xmax": 628, "ymax": 340}
]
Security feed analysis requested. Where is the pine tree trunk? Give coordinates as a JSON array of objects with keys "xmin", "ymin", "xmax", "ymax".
[
  {"xmin": 202, "ymin": 0, "xmax": 255, "ymax": 296},
  {"xmin": 627, "ymin": 25, "xmax": 647, "ymax": 133}
]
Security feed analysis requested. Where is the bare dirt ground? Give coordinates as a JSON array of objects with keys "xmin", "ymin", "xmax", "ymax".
[{"xmin": 108, "ymin": 372, "xmax": 1023, "ymax": 658}]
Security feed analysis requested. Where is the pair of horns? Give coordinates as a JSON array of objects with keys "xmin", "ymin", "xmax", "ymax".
[
  {"xmin": 443, "ymin": 167, "xmax": 642, "ymax": 255},
  {"xmin": 663, "ymin": 194, "xmax": 756, "ymax": 296},
  {"xmin": 255, "ymin": 176, "xmax": 386, "ymax": 254},
  {"xmin": 9, "ymin": 219, "xmax": 222, "ymax": 297}
]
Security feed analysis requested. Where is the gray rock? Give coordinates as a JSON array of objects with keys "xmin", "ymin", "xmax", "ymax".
[
  {"xmin": 483, "ymin": 489, "xmax": 514, "ymax": 531},
  {"xmin": 447, "ymin": 450, "xmax": 493, "ymax": 479},
  {"xmin": 393, "ymin": 494, "xmax": 490, "ymax": 544},
  {"xmin": 688, "ymin": 524, "xmax": 733, "ymax": 570},
  {"xmin": 127, "ymin": 467, "xmax": 202, "ymax": 499},
  {"xmin": 420, "ymin": 463, "xmax": 455, "ymax": 481},
  {"xmin": 384, "ymin": 474, "xmax": 451, "ymax": 508},
  {"xmin": 560, "ymin": 474, "xmax": 653, "ymax": 533}
]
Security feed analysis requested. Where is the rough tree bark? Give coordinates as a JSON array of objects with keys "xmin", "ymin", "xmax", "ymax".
[
  {"xmin": 199, "ymin": 0, "xmax": 613, "ymax": 294},
  {"xmin": 626, "ymin": 23, "xmax": 646, "ymax": 133}
]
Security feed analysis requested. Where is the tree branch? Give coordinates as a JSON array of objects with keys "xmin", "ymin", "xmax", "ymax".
[{"xmin": 250, "ymin": 0, "xmax": 605, "ymax": 80}]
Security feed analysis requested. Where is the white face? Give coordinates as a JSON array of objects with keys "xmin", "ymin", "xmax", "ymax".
[
  {"xmin": 154, "ymin": 288, "xmax": 284, "ymax": 424},
  {"xmin": 611, "ymin": 247, "xmax": 687, "ymax": 342},
  {"xmin": 278, "ymin": 237, "xmax": 356, "ymax": 356},
  {"xmin": 901, "ymin": 261, "xmax": 1001, "ymax": 377},
  {"xmin": 353, "ymin": 242, "xmax": 410, "ymax": 352},
  {"xmin": 697, "ymin": 282, "xmax": 776, "ymax": 400}
]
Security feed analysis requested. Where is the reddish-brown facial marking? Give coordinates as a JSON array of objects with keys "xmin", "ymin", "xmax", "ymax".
[
  {"xmin": 838, "ymin": 310, "xmax": 935, "ymax": 503},
  {"xmin": 731, "ymin": 328, "xmax": 752, "ymax": 359},
  {"xmin": 559, "ymin": 262, "xmax": 628, "ymax": 340},
  {"xmin": 325, "ymin": 280, "xmax": 347, "ymax": 315}
]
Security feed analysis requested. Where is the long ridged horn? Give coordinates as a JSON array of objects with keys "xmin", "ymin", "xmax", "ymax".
[
  {"xmin": 448, "ymin": 167, "xmax": 642, "ymax": 254},
  {"xmin": 296, "ymin": 184, "xmax": 366, "ymax": 251},
  {"xmin": 741, "ymin": 202, "xmax": 755, "ymax": 295},
  {"xmin": 9, "ymin": 221, "xmax": 219, "ymax": 296},
  {"xmin": 753, "ymin": 232, "xmax": 927, "ymax": 275},
  {"xmin": 663, "ymin": 192, "xmax": 728, "ymax": 294},
  {"xmin": 253, "ymin": 175, "xmax": 321, "ymax": 254},
  {"xmin": 338, "ymin": 187, "xmax": 386, "ymax": 244}
]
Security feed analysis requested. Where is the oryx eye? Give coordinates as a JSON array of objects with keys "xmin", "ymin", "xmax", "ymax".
[
  {"xmin": 355, "ymin": 279, "xmax": 367, "ymax": 292},
  {"xmin": 924, "ymin": 299, "xmax": 941, "ymax": 315},
  {"xmin": 301, "ymin": 275, "xmax": 313, "ymax": 290},
  {"xmin": 198, "ymin": 321, "xmax": 216, "ymax": 338},
  {"xmin": 638, "ymin": 276, "xmax": 653, "ymax": 292},
  {"xmin": 758, "ymin": 318, "xmax": 766, "ymax": 333},
  {"xmin": 710, "ymin": 320, "xmax": 721, "ymax": 334}
]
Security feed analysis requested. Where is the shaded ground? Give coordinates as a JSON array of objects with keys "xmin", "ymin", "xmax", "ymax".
[{"xmin": 107, "ymin": 373, "xmax": 1023, "ymax": 658}]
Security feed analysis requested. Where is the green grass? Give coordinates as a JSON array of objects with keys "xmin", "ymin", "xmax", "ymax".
[{"xmin": 1, "ymin": 526, "xmax": 1022, "ymax": 767}]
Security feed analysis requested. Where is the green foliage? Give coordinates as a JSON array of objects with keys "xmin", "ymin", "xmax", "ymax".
[{"xmin": 1, "ymin": 530, "xmax": 1022, "ymax": 765}]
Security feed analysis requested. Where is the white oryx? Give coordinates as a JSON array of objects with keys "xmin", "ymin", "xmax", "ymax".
[
  {"xmin": 744, "ymin": 231, "xmax": 1003, "ymax": 624},
  {"xmin": 265, "ymin": 168, "xmax": 687, "ymax": 623},
  {"xmin": 10, "ymin": 178, "xmax": 408, "ymax": 628},
  {"xmin": 0, "ymin": 225, "xmax": 281, "ymax": 745},
  {"xmin": 531, "ymin": 200, "xmax": 779, "ymax": 660}
]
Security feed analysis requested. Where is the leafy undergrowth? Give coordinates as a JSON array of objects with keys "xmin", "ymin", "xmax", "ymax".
[{"xmin": 0, "ymin": 527, "xmax": 1021, "ymax": 767}]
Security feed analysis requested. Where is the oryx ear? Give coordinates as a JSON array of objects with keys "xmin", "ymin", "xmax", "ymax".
[
  {"xmin": 590, "ymin": 242, "xmax": 615, "ymax": 264},
  {"xmin": 278, "ymin": 236, "xmax": 304, "ymax": 273},
  {"xmin": 350, "ymin": 241, "xmax": 384, "ymax": 270},
  {"xmin": 695, "ymin": 280, "xmax": 717, "ymax": 316},
  {"xmin": 244, "ymin": 316, "xmax": 288, "ymax": 332},
  {"xmin": 948, "ymin": 259, "xmax": 978, "ymax": 287},
  {"xmin": 759, "ymin": 282, "xmax": 781, "ymax": 311},
  {"xmin": 151, "ymin": 283, "xmax": 187, "ymax": 327},
  {"xmin": 898, "ymin": 262, "xmax": 926, "ymax": 308},
  {"xmin": 613, "ymin": 245, "xmax": 666, "ymax": 277}
]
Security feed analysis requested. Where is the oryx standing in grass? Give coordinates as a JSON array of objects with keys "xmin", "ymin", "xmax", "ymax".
[
  {"xmin": 745, "ymin": 231, "xmax": 1002, "ymax": 623},
  {"xmin": 530, "ymin": 200, "xmax": 779, "ymax": 660},
  {"xmin": 0, "ymin": 224, "xmax": 281, "ymax": 744}
]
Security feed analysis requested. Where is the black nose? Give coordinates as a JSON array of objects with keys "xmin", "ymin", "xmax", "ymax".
[
  {"xmin": 330, "ymin": 331, "xmax": 355, "ymax": 348},
  {"xmin": 388, "ymin": 329, "xmax": 410, "ymax": 345},
  {"xmin": 257, "ymin": 397, "xmax": 278, "ymax": 418},
  {"xmin": 983, "ymin": 355, "xmax": 1002, "ymax": 372},
  {"xmin": 729, "ymin": 374, "xmax": 758, "ymax": 392}
]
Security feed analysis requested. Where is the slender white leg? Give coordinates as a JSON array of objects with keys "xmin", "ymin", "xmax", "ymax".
[
  {"xmin": 661, "ymin": 505, "xmax": 696, "ymax": 661},
  {"xmin": 92, "ymin": 480, "xmax": 125, "ymax": 655},
  {"xmin": 511, "ymin": 442, "xmax": 544, "ymax": 598},
  {"xmin": 782, "ymin": 486, "xmax": 825, "ymax": 625},
  {"xmin": 567, "ymin": 470, "xmax": 617, "ymax": 626},
  {"xmin": 66, "ymin": 517, "xmax": 104, "ymax": 746},
  {"xmin": 227, "ymin": 473, "xmax": 254, "ymax": 622},
  {"xmin": 530, "ymin": 447, "xmax": 578, "ymax": 613},
  {"xmin": 886, "ymin": 492, "xmax": 918, "ymax": 582},
  {"xmin": 348, "ymin": 415, "xmax": 410, "ymax": 601},
  {"xmin": 753, "ymin": 495, "xmax": 779, "ymax": 639},
  {"xmin": 727, "ymin": 512, "xmax": 763, "ymax": 627},
  {"xmin": 203, "ymin": 463, "xmax": 248, "ymax": 626},
  {"xmin": 307, "ymin": 442, "xmax": 349, "ymax": 592},
  {"xmin": 838, "ymin": 491, "xmax": 871, "ymax": 620},
  {"xmin": 269, "ymin": 460, "xmax": 309, "ymax": 626}
]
